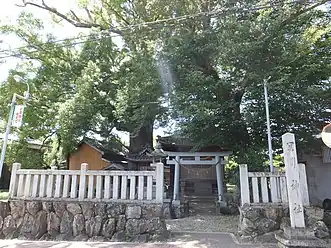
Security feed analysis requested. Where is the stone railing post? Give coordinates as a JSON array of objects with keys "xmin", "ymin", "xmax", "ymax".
[
  {"xmin": 155, "ymin": 162, "xmax": 164, "ymax": 203},
  {"xmin": 79, "ymin": 163, "xmax": 88, "ymax": 200},
  {"xmin": 239, "ymin": 164, "xmax": 250, "ymax": 206},
  {"xmin": 297, "ymin": 163, "xmax": 310, "ymax": 207},
  {"xmin": 9, "ymin": 162, "xmax": 21, "ymax": 198}
]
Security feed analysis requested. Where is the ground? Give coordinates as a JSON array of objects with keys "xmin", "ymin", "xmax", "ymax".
[
  {"xmin": 166, "ymin": 201, "xmax": 239, "ymax": 233},
  {"xmin": 0, "ymin": 233, "xmax": 274, "ymax": 248}
]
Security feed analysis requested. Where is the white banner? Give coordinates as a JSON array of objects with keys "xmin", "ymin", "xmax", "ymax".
[{"xmin": 12, "ymin": 105, "xmax": 25, "ymax": 128}]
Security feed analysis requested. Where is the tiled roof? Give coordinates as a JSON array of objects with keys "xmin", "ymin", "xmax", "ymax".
[{"xmin": 125, "ymin": 145, "xmax": 154, "ymax": 162}]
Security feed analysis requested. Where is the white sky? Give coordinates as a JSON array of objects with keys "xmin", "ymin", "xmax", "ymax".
[
  {"xmin": 0, "ymin": 0, "xmax": 85, "ymax": 81},
  {"xmin": 0, "ymin": 0, "xmax": 166, "ymax": 143}
]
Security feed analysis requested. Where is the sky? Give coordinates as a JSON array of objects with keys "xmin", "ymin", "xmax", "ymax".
[
  {"xmin": 0, "ymin": 0, "xmax": 84, "ymax": 81},
  {"xmin": 0, "ymin": 0, "xmax": 166, "ymax": 144}
]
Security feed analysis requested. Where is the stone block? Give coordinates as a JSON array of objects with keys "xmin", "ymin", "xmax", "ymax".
[
  {"xmin": 0, "ymin": 202, "xmax": 10, "ymax": 218},
  {"xmin": 275, "ymin": 230, "xmax": 328, "ymax": 248},
  {"xmin": 60, "ymin": 211, "xmax": 73, "ymax": 235},
  {"xmin": 256, "ymin": 218, "xmax": 278, "ymax": 234},
  {"xmin": 106, "ymin": 203, "xmax": 125, "ymax": 217},
  {"xmin": 81, "ymin": 202, "xmax": 94, "ymax": 219},
  {"xmin": 126, "ymin": 206, "xmax": 141, "ymax": 219},
  {"xmin": 42, "ymin": 202, "xmax": 53, "ymax": 213},
  {"xmin": 2, "ymin": 215, "xmax": 16, "ymax": 238},
  {"xmin": 322, "ymin": 210, "xmax": 331, "ymax": 229},
  {"xmin": 10, "ymin": 201, "xmax": 25, "ymax": 219},
  {"xmin": 53, "ymin": 202, "xmax": 66, "ymax": 218},
  {"xmin": 125, "ymin": 219, "xmax": 143, "ymax": 236},
  {"xmin": 85, "ymin": 216, "xmax": 102, "ymax": 237},
  {"xmin": 67, "ymin": 203, "xmax": 82, "ymax": 215},
  {"xmin": 111, "ymin": 231, "xmax": 126, "ymax": 242},
  {"xmin": 116, "ymin": 215, "xmax": 126, "ymax": 231},
  {"xmin": 21, "ymin": 212, "xmax": 48, "ymax": 240},
  {"xmin": 241, "ymin": 205, "xmax": 263, "ymax": 222},
  {"xmin": 142, "ymin": 204, "xmax": 162, "ymax": 218},
  {"xmin": 73, "ymin": 214, "xmax": 85, "ymax": 236},
  {"xmin": 47, "ymin": 212, "xmax": 60, "ymax": 236},
  {"xmin": 313, "ymin": 221, "xmax": 330, "ymax": 239},
  {"xmin": 101, "ymin": 218, "xmax": 116, "ymax": 238},
  {"xmin": 26, "ymin": 202, "xmax": 42, "ymax": 216},
  {"xmin": 94, "ymin": 203, "xmax": 106, "ymax": 216},
  {"xmin": 283, "ymin": 227, "xmax": 315, "ymax": 239}
]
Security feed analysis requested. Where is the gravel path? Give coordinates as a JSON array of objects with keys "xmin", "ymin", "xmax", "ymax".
[{"xmin": 166, "ymin": 214, "xmax": 240, "ymax": 233}]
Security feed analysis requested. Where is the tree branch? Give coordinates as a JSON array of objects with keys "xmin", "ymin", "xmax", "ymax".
[
  {"xmin": 70, "ymin": 10, "xmax": 81, "ymax": 22},
  {"xmin": 281, "ymin": 0, "xmax": 329, "ymax": 26},
  {"xmin": 16, "ymin": 0, "xmax": 122, "ymax": 34}
]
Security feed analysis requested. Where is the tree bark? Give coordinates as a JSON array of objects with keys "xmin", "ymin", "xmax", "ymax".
[{"xmin": 129, "ymin": 119, "xmax": 154, "ymax": 153}]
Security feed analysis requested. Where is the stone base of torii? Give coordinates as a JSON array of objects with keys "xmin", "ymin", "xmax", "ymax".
[{"xmin": 275, "ymin": 133, "xmax": 328, "ymax": 248}]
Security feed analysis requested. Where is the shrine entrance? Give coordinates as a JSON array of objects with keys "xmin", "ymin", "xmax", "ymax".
[{"xmin": 165, "ymin": 151, "xmax": 232, "ymax": 216}]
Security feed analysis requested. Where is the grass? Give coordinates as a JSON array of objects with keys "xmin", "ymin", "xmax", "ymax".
[{"xmin": 0, "ymin": 190, "xmax": 9, "ymax": 201}]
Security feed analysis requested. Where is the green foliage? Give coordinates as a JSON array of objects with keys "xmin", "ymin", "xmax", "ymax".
[
  {"xmin": 161, "ymin": 1, "xmax": 331, "ymax": 157},
  {"xmin": 0, "ymin": 0, "xmax": 330, "ymax": 170}
]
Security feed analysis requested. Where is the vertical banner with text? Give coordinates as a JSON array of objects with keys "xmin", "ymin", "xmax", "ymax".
[{"xmin": 11, "ymin": 105, "xmax": 25, "ymax": 128}]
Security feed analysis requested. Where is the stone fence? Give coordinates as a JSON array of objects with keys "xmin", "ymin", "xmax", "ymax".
[
  {"xmin": 9, "ymin": 162, "xmax": 164, "ymax": 203},
  {"xmin": 238, "ymin": 204, "xmax": 330, "ymax": 243},
  {"xmin": 0, "ymin": 200, "xmax": 169, "ymax": 242},
  {"xmin": 239, "ymin": 164, "xmax": 309, "ymax": 206}
]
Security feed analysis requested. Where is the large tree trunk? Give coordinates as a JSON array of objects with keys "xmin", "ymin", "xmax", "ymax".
[{"xmin": 129, "ymin": 120, "xmax": 154, "ymax": 153}]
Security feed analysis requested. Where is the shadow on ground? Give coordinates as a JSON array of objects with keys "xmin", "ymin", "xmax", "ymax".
[{"xmin": 0, "ymin": 233, "xmax": 274, "ymax": 248}]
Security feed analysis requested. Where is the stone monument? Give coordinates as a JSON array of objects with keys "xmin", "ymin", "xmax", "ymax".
[{"xmin": 275, "ymin": 133, "xmax": 328, "ymax": 248}]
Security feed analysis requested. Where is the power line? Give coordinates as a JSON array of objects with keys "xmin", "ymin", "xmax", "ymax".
[{"xmin": 0, "ymin": 0, "xmax": 321, "ymax": 60}]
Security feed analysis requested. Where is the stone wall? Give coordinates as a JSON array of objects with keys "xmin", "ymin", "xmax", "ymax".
[
  {"xmin": 238, "ymin": 204, "xmax": 330, "ymax": 242},
  {"xmin": 0, "ymin": 200, "xmax": 169, "ymax": 242}
]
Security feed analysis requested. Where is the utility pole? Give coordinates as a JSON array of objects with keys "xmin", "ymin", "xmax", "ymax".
[
  {"xmin": 264, "ymin": 79, "xmax": 274, "ymax": 172},
  {"xmin": 0, "ymin": 86, "xmax": 29, "ymax": 177}
]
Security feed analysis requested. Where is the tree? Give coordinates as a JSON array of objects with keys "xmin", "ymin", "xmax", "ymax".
[
  {"xmin": 160, "ymin": 0, "xmax": 330, "ymax": 164},
  {"xmin": 0, "ymin": 0, "xmax": 330, "ymax": 169}
]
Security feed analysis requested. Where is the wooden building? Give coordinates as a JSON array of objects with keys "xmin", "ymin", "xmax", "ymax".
[{"xmin": 68, "ymin": 139, "xmax": 127, "ymax": 170}]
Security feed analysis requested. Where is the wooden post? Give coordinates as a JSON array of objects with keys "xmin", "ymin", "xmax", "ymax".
[
  {"xmin": 239, "ymin": 164, "xmax": 250, "ymax": 206},
  {"xmin": 79, "ymin": 163, "xmax": 88, "ymax": 200},
  {"xmin": 173, "ymin": 155, "xmax": 180, "ymax": 201},
  {"xmin": 155, "ymin": 162, "xmax": 164, "ymax": 202},
  {"xmin": 282, "ymin": 133, "xmax": 305, "ymax": 228},
  {"xmin": 215, "ymin": 156, "xmax": 223, "ymax": 202},
  {"xmin": 9, "ymin": 163, "xmax": 21, "ymax": 198},
  {"xmin": 298, "ymin": 163, "xmax": 310, "ymax": 207}
]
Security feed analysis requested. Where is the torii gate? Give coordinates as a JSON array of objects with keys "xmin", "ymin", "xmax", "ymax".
[{"xmin": 165, "ymin": 151, "xmax": 232, "ymax": 203}]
